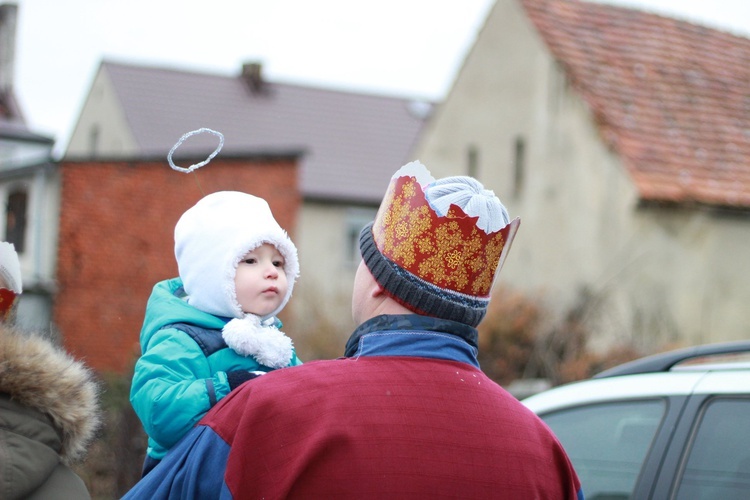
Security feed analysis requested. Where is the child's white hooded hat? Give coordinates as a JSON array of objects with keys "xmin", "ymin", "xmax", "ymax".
[{"xmin": 174, "ymin": 191, "xmax": 299, "ymax": 321}]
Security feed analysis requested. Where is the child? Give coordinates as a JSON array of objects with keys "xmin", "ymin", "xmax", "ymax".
[{"xmin": 130, "ymin": 191, "xmax": 302, "ymax": 475}]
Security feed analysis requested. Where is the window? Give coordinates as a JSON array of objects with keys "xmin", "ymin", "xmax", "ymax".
[
  {"xmin": 513, "ymin": 136, "xmax": 525, "ymax": 199},
  {"xmin": 5, "ymin": 188, "xmax": 28, "ymax": 253},
  {"xmin": 674, "ymin": 398, "xmax": 750, "ymax": 499},
  {"xmin": 541, "ymin": 400, "xmax": 665, "ymax": 500},
  {"xmin": 89, "ymin": 124, "xmax": 100, "ymax": 155},
  {"xmin": 467, "ymin": 144, "xmax": 479, "ymax": 178}
]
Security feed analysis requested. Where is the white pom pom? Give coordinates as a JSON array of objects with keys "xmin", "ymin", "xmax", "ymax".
[
  {"xmin": 222, "ymin": 315, "xmax": 293, "ymax": 369},
  {"xmin": 425, "ymin": 176, "xmax": 510, "ymax": 233}
]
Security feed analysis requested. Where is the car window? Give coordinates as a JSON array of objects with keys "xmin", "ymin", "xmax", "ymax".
[
  {"xmin": 674, "ymin": 397, "xmax": 750, "ymax": 500},
  {"xmin": 541, "ymin": 400, "xmax": 665, "ymax": 500}
]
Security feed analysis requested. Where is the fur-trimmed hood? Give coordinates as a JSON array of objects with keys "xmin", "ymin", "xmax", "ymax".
[{"xmin": 0, "ymin": 324, "xmax": 101, "ymax": 463}]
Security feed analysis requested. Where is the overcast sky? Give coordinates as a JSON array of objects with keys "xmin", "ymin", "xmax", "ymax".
[{"xmin": 12, "ymin": 0, "xmax": 750, "ymax": 155}]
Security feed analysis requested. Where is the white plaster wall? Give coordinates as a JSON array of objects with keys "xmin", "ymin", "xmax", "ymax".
[
  {"xmin": 65, "ymin": 66, "xmax": 138, "ymax": 157},
  {"xmin": 627, "ymin": 209, "xmax": 750, "ymax": 346},
  {"xmin": 291, "ymin": 202, "xmax": 369, "ymax": 336},
  {"xmin": 700, "ymin": 215, "xmax": 750, "ymax": 342},
  {"xmin": 31, "ymin": 167, "xmax": 60, "ymax": 287}
]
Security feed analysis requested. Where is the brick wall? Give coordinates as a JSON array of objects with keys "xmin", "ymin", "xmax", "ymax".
[{"xmin": 56, "ymin": 157, "xmax": 300, "ymax": 373}]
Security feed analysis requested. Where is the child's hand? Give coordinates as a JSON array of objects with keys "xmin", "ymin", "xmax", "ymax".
[{"xmin": 227, "ymin": 370, "xmax": 266, "ymax": 391}]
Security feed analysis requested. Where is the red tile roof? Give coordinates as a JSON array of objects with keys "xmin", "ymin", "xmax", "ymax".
[{"xmin": 522, "ymin": 0, "xmax": 750, "ymax": 208}]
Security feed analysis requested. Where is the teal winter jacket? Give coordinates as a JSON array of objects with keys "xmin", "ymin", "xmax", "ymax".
[{"xmin": 130, "ymin": 278, "xmax": 302, "ymax": 460}]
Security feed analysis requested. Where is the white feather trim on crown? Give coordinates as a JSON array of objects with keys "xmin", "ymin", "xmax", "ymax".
[
  {"xmin": 393, "ymin": 160, "xmax": 434, "ymax": 186},
  {"xmin": 222, "ymin": 315, "xmax": 293, "ymax": 369}
]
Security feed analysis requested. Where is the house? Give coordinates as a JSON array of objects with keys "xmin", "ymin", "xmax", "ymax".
[
  {"xmin": 56, "ymin": 154, "xmax": 301, "ymax": 373},
  {"xmin": 0, "ymin": 3, "xmax": 57, "ymax": 333},
  {"xmin": 64, "ymin": 60, "xmax": 429, "ymax": 370},
  {"xmin": 414, "ymin": 0, "xmax": 750, "ymax": 350}
]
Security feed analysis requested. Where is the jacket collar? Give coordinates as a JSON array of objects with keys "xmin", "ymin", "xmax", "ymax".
[{"xmin": 344, "ymin": 314, "xmax": 479, "ymax": 366}]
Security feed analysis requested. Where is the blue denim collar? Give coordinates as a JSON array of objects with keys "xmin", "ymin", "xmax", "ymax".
[{"xmin": 344, "ymin": 314, "xmax": 479, "ymax": 368}]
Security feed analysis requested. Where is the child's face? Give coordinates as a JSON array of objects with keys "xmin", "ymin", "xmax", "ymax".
[{"xmin": 234, "ymin": 243, "xmax": 288, "ymax": 317}]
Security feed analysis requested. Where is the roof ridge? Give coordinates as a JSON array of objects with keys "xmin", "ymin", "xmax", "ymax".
[{"xmin": 101, "ymin": 58, "xmax": 431, "ymax": 103}]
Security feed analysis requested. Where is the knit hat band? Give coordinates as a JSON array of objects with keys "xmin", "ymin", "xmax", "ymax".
[
  {"xmin": 360, "ymin": 223, "xmax": 490, "ymax": 326},
  {"xmin": 361, "ymin": 161, "xmax": 520, "ymax": 327}
]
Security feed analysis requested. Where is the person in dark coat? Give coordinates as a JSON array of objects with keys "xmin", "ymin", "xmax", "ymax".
[
  {"xmin": 123, "ymin": 161, "xmax": 584, "ymax": 499},
  {"xmin": 0, "ymin": 242, "xmax": 101, "ymax": 500}
]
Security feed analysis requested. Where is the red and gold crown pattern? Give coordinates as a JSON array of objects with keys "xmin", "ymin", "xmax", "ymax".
[{"xmin": 372, "ymin": 174, "xmax": 519, "ymax": 298}]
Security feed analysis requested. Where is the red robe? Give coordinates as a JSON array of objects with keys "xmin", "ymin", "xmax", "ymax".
[{"xmin": 210, "ymin": 356, "xmax": 581, "ymax": 499}]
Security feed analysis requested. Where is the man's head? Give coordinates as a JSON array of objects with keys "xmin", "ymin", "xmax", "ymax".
[
  {"xmin": 354, "ymin": 161, "xmax": 520, "ymax": 327},
  {"xmin": 175, "ymin": 191, "xmax": 299, "ymax": 320}
]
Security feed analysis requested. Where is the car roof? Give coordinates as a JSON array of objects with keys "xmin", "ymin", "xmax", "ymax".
[
  {"xmin": 522, "ymin": 340, "xmax": 750, "ymax": 415},
  {"xmin": 593, "ymin": 340, "xmax": 750, "ymax": 378},
  {"xmin": 522, "ymin": 371, "xmax": 701, "ymax": 414},
  {"xmin": 522, "ymin": 369, "xmax": 750, "ymax": 414}
]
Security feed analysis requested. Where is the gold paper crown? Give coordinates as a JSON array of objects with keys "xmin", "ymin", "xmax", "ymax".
[{"xmin": 371, "ymin": 165, "xmax": 520, "ymax": 299}]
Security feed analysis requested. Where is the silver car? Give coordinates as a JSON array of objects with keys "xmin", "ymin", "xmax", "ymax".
[{"xmin": 523, "ymin": 341, "xmax": 750, "ymax": 500}]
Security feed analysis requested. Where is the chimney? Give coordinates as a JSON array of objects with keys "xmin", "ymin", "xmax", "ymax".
[
  {"xmin": 241, "ymin": 62, "xmax": 264, "ymax": 94},
  {"xmin": 0, "ymin": 3, "xmax": 17, "ymax": 95}
]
